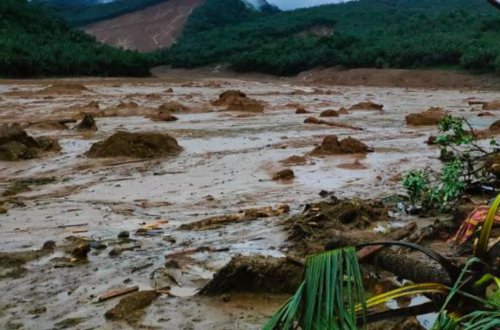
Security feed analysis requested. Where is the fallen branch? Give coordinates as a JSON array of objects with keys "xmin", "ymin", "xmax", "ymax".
[{"xmin": 98, "ymin": 285, "xmax": 139, "ymax": 302}]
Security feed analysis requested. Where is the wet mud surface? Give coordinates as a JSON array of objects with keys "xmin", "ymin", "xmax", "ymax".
[{"xmin": 0, "ymin": 77, "xmax": 499, "ymax": 329}]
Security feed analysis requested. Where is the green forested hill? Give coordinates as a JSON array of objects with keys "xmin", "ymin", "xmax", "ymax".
[
  {"xmin": 35, "ymin": 0, "xmax": 169, "ymax": 26},
  {"xmin": 0, "ymin": 0, "xmax": 154, "ymax": 77},
  {"xmin": 162, "ymin": 0, "xmax": 500, "ymax": 75},
  {"xmin": 3, "ymin": 0, "xmax": 500, "ymax": 78}
]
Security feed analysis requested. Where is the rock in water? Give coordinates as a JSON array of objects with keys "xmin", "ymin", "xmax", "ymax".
[
  {"xmin": 405, "ymin": 107, "xmax": 447, "ymax": 126},
  {"xmin": 85, "ymin": 131, "xmax": 182, "ymax": 158},
  {"xmin": 74, "ymin": 113, "xmax": 97, "ymax": 132},
  {"xmin": 211, "ymin": 90, "xmax": 264, "ymax": 112},
  {"xmin": 272, "ymin": 169, "xmax": 295, "ymax": 181},
  {"xmin": 0, "ymin": 124, "xmax": 60, "ymax": 161},
  {"xmin": 349, "ymin": 101, "xmax": 383, "ymax": 111},
  {"xmin": 312, "ymin": 135, "xmax": 372, "ymax": 155},
  {"xmin": 320, "ymin": 109, "xmax": 339, "ymax": 117}
]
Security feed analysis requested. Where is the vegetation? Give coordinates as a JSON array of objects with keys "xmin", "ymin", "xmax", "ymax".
[
  {"xmin": 403, "ymin": 116, "xmax": 498, "ymax": 212},
  {"xmin": 163, "ymin": 0, "xmax": 500, "ymax": 76},
  {"xmin": 0, "ymin": 0, "xmax": 154, "ymax": 77},
  {"xmin": 35, "ymin": 0, "xmax": 170, "ymax": 26},
  {"xmin": 265, "ymin": 197, "xmax": 500, "ymax": 329}
]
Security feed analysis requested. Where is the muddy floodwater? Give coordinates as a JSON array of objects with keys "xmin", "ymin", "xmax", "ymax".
[{"xmin": 0, "ymin": 77, "xmax": 498, "ymax": 329}]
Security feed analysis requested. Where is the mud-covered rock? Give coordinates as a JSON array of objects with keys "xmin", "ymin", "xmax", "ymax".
[
  {"xmin": 200, "ymin": 256, "xmax": 303, "ymax": 295},
  {"xmin": 71, "ymin": 243, "xmax": 91, "ymax": 259},
  {"xmin": 482, "ymin": 100, "xmax": 500, "ymax": 110},
  {"xmin": 272, "ymin": 169, "xmax": 295, "ymax": 181},
  {"xmin": 485, "ymin": 153, "xmax": 500, "ymax": 177},
  {"xmin": 280, "ymin": 155, "xmax": 307, "ymax": 165},
  {"xmin": 0, "ymin": 124, "xmax": 60, "ymax": 161},
  {"xmin": 158, "ymin": 101, "xmax": 188, "ymax": 114},
  {"xmin": 405, "ymin": 107, "xmax": 447, "ymax": 126},
  {"xmin": 211, "ymin": 90, "xmax": 246, "ymax": 106},
  {"xmin": 295, "ymin": 107, "xmax": 310, "ymax": 114},
  {"xmin": 349, "ymin": 101, "xmax": 383, "ymax": 111},
  {"xmin": 312, "ymin": 135, "xmax": 371, "ymax": 155},
  {"xmin": 86, "ymin": 131, "xmax": 182, "ymax": 158},
  {"xmin": 337, "ymin": 107, "xmax": 349, "ymax": 115},
  {"xmin": 104, "ymin": 291, "xmax": 159, "ymax": 321},
  {"xmin": 211, "ymin": 90, "xmax": 264, "ymax": 112},
  {"xmin": 0, "ymin": 243, "xmax": 55, "ymax": 279},
  {"xmin": 489, "ymin": 120, "xmax": 500, "ymax": 132},
  {"xmin": 74, "ymin": 113, "xmax": 97, "ymax": 132},
  {"xmin": 320, "ymin": 109, "xmax": 339, "ymax": 117}
]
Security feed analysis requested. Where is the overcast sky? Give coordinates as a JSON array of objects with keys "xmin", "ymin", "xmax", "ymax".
[{"xmin": 268, "ymin": 0, "xmax": 348, "ymax": 10}]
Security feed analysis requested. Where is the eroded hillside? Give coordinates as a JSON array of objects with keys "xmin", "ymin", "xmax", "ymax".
[{"xmin": 83, "ymin": 0, "xmax": 204, "ymax": 52}]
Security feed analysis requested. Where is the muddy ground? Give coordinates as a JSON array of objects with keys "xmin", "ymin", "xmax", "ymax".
[{"xmin": 0, "ymin": 75, "xmax": 499, "ymax": 329}]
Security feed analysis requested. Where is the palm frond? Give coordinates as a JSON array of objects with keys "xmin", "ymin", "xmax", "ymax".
[
  {"xmin": 358, "ymin": 283, "xmax": 448, "ymax": 311},
  {"xmin": 263, "ymin": 247, "xmax": 366, "ymax": 330},
  {"xmin": 432, "ymin": 258, "xmax": 500, "ymax": 330}
]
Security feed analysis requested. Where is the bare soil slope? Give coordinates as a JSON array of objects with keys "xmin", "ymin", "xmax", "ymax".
[{"xmin": 83, "ymin": 0, "xmax": 204, "ymax": 52}]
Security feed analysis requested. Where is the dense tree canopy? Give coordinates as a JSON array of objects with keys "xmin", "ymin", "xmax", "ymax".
[
  {"xmin": 0, "ymin": 0, "xmax": 154, "ymax": 77},
  {"xmin": 36, "ymin": 0, "xmax": 169, "ymax": 26},
  {"xmin": 162, "ymin": 0, "xmax": 500, "ymax": 75}
]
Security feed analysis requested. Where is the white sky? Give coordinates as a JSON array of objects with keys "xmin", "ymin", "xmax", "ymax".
[{"xmin": 268, "ymin": 0, "xmax": 348, "ymax": 10}]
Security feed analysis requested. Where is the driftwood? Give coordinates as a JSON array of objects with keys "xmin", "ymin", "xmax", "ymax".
[{"xmin": 98, "ymin": 285, "xmax": 139, "ymax": 302}]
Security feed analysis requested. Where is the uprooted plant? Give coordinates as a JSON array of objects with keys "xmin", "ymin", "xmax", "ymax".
[
  {"xmin": 264, "ymin": 195, "xmax": 500, "ymax": 330},
  {"xmin": 403, "ymin": 116, "xmax": 499, "ymax": 212}
]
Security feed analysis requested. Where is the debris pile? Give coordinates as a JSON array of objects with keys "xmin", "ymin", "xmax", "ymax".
[
  {"xmin": 285, "ymin": 197, "xmax": 388, "ymax": 255},
  {"xmin": 179, "ymin": 204, "xmax": 290, "ymax": 231},
  {"xmin": 86, "ymin": 131, "xmax": 182, "ymax": 158},
  {"xmin": 200, "ymin": 256, "xmax": 303, "ymax": 295}
]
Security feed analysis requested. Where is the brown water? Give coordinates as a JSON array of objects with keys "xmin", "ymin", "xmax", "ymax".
[{"xmin": 0, "ymin": 77, "xmax": 498, "ymax": 329}]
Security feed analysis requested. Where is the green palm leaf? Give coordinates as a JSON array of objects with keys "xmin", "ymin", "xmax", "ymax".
[{"xmin": 263, "ymin": 247, "xmax": 366, "ymax": 330}]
